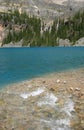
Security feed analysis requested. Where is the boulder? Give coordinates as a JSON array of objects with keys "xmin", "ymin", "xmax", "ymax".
[
  {"xmin": 75, "ymin": 37, "xmax": 84, "ymax": 46},
  {"xmin": 2, "ymin": 39, "xmax": 23, "ymax": 47},
  {"xmin": 58, "ymin": 39, "xmax": 71, "ymax": 46}
]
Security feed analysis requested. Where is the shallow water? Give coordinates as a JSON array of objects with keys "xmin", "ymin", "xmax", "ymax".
[
  {"xmin": 0, "ymin": 47, "xmax": 84, "ymax": 87},
  {"xmin": 0, "ymin": 84, "xmax": 76, "ymax": 130},
  {"xmin": 0, "ymin": 68, "xmax": 84, "ymax": 130}
]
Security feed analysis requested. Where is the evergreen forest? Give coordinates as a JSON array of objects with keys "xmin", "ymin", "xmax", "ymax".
[{"xmin": 0, "ymin": 9, "xmax": 84, "ymax": 46}]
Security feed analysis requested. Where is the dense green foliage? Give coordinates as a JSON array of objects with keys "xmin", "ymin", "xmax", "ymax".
[
  {"xmin": 0, "ymin": 10, "xmax": 84, "ymax": 46},
  {"xmin": 1, "ymin": 10, "xmax": 41, "ymax": 46},
  {"xmin": 57, "ymin": 11, "xmax": 84, "ymax": 43}
]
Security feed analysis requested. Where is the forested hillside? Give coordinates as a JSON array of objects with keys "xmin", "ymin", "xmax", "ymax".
[{"xmin": 0, "ymin": 9, "xmax": 84, "ymax": 46}]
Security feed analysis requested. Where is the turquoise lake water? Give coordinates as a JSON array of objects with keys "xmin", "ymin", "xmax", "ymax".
[{"xmin": 0, "ymin": 47, "xmax": 84, "ymax": 88}]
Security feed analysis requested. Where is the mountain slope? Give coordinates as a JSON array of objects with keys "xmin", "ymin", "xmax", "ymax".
[
  {"xmin": 0, "ymin": 0, "xmax": 84, "ymax": 47},
  {"xmin": 0, "ymin": 0, "xmax": 84, "ymax": 20}
]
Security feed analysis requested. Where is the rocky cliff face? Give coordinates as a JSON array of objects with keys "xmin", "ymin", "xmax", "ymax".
[
  {"xmin": 0, "ymin": 0, "xmax": 84, "ymax": 21},
  {"xmin": 0, "ymin": 0, "xmax": 84, "ymax": 47}
]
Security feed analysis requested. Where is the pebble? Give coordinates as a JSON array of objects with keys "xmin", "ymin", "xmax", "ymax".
[
  {"xmin": 12, "ymin": 128, "xmax": 15, "ymax": 130},
  {"xmin": 50, "ymin": 88, "xmax": 55, "ymax": 91},
  {"xmin": 42, "ymin": 80, "xmax": 46, "ymax": 83},
  {"xmin": 56, "ymin": 79, "xmax": 60, "ymax": 83},
  {"xmin": 70, "ymin": 87, "xmax": 74, "ymax": 91},
  {"xmin": 75, "ymin": 88, "xmax": 80, "ymax": 91},
  {"xmin": 63, "ymin": 81, "xmax": 66, "ymax": 84}
]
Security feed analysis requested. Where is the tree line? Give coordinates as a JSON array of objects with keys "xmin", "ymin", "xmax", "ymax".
[{"xmin": 0, "ymin": 9, "xmax": 84, "ymax": 46}]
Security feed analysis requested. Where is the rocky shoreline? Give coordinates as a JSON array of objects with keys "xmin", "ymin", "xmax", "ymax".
[{"xmin": 0, "ymin": 68, "xmax": 84, "ymax": 130}]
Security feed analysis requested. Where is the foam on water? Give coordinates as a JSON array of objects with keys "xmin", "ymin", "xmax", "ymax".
[
  {"xmin": 1, "ymin": 84, "xmax": 76, "ymax": 130},
  {"xmin": 41, "ymin": 118, "xmax": 70, "ymax": 130},
  {"xmin": 38, "ymin": 93, "xmax": 58, "ymax": 107},
  {"xmin": 37, "ymin": 92, "xmax": 74, "ymax": 130},
  {"xmin": 20, "ymin": 88, "xmax": 44, "ymax": 99},
  {"xmin": 62, "ymin": 98, "xmax": 75, "ymax": 117}
]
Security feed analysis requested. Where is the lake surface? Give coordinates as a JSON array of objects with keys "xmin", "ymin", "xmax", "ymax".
[{"xmin": 0, "ymin": 47, "xmax": 84, "ymax": 87}]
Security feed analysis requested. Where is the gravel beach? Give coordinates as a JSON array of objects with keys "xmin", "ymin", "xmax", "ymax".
[{"xmin": 0, "ymin": 68, "xmax": 84, "ymax": 130}]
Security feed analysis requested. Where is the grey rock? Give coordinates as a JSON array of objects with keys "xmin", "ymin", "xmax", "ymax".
[
  {"xmin": 0, "ymin": 0, "xmax": 84, "ymax": 20},
  {"xmin": 75, "ymin": 37, "xmax": 84, "ymax": 46},
  {"xmin": 2, "ymin": 39, "xmax": 23, "ymax": 47},
  {"xmin": 58, "ymin": 38, "xmax": 71, "ymax": 46}
]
